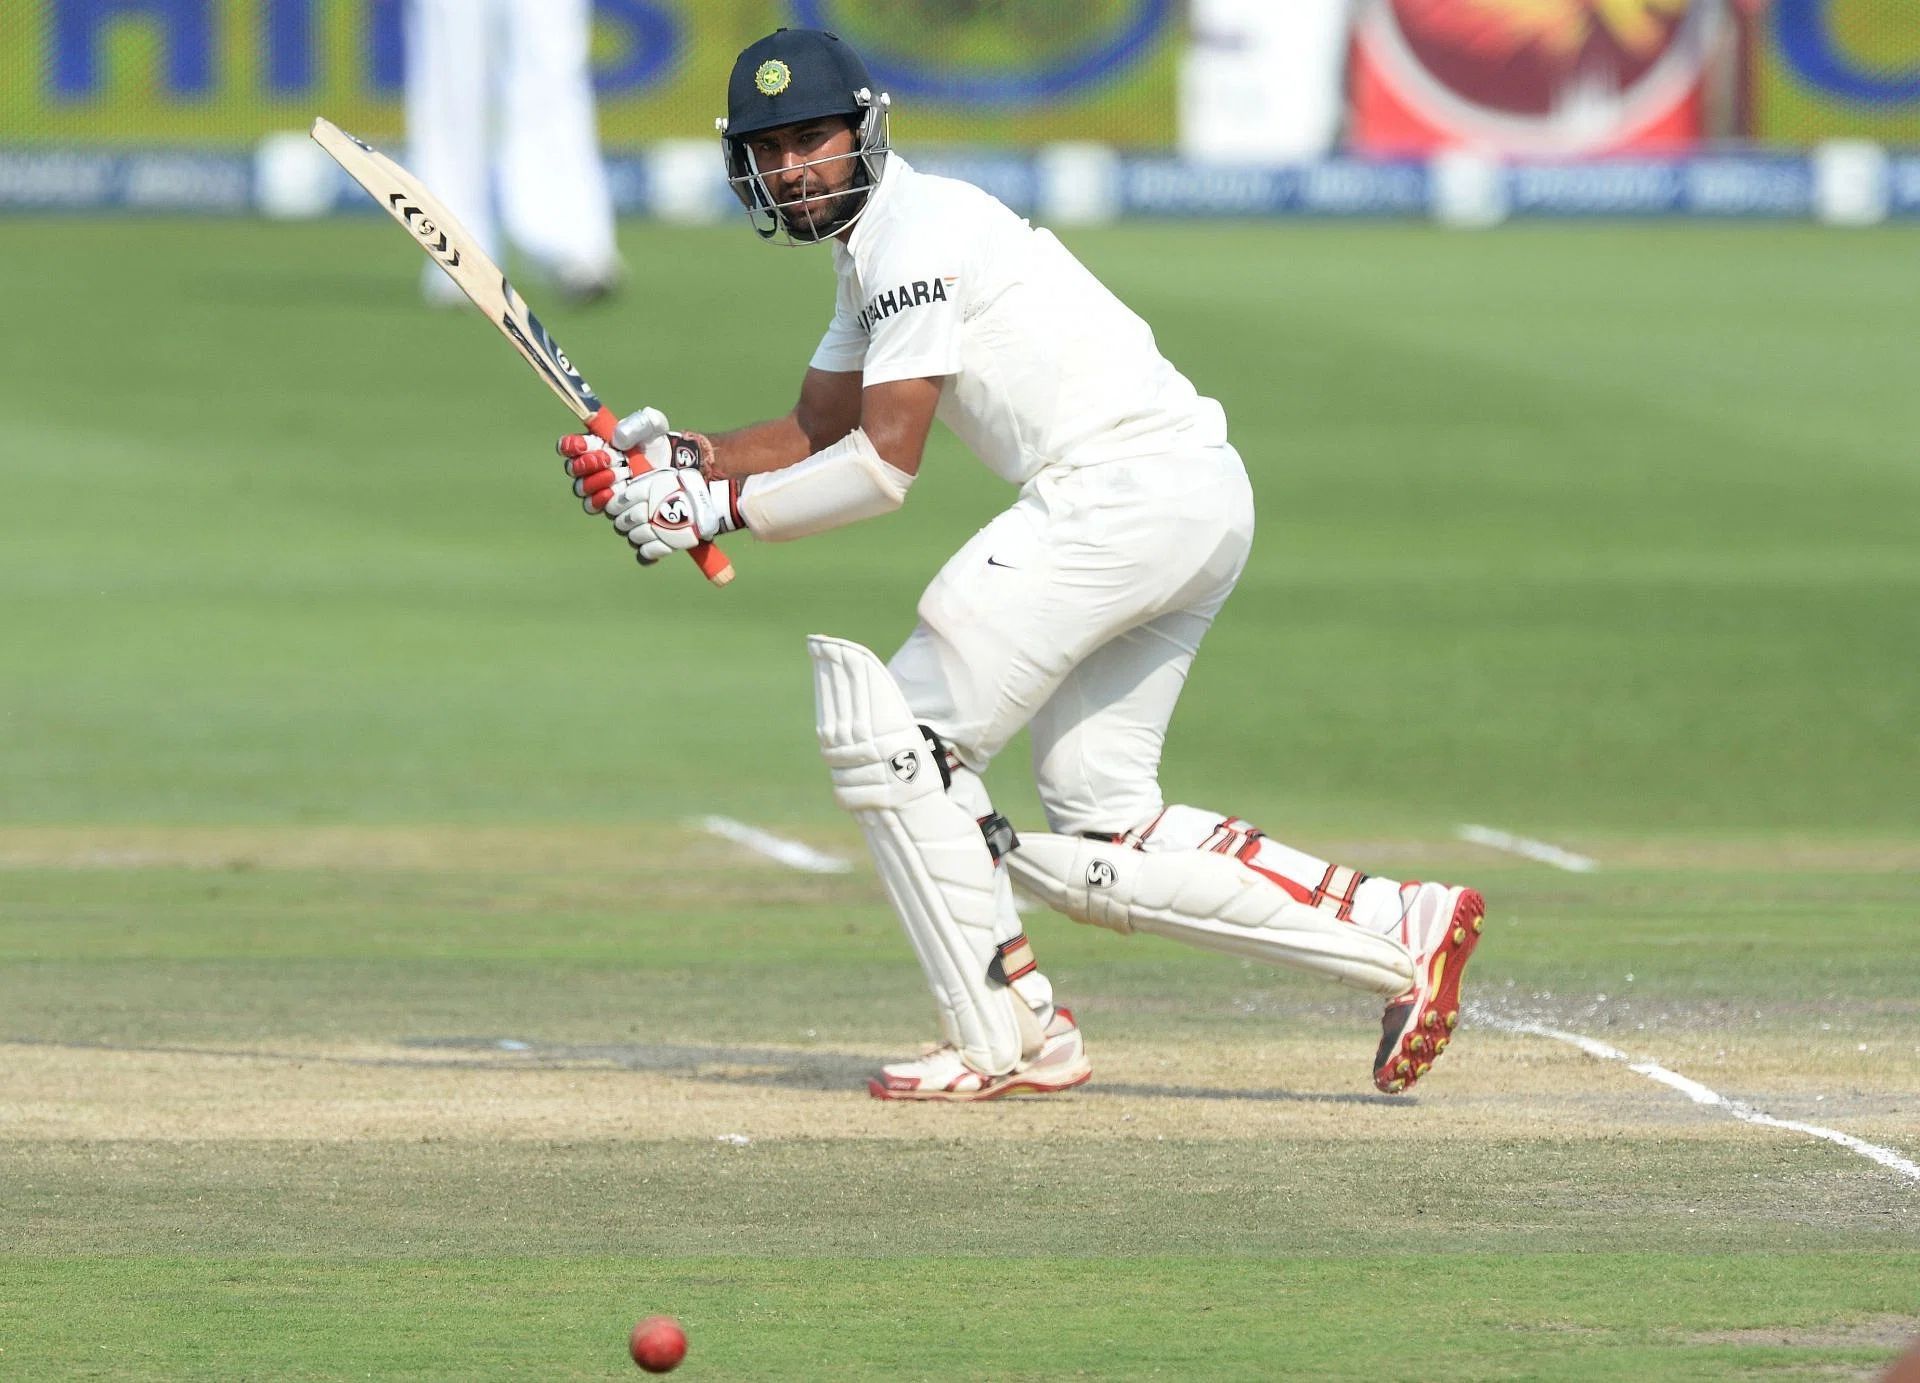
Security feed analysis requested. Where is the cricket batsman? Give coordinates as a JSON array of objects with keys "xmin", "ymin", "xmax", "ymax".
[{"xmin": 557, "ymin": 28, "xmax": 1485, "ymax": 1101}]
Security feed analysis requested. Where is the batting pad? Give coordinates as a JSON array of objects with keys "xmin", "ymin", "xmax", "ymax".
[
  {"xmin": 809, "ymin": 635, "xmax": 1033, "ymax": 1074},
  {"xmin": 1007, "ymin": 833, "xmax": 1415, "ymax": 997}
]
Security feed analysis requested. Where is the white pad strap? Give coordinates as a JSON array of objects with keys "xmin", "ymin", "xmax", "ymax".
[
  {"xmin": 740, "ymin": 428, "xmax": 913, "ymax": 542},
  {"xmin": 809, "ymin": 634, "xmax": 1032, "ymax": 1074},
  {"xmin": 1006, "ymin": 833, "xmax": 1414, "ymax": 997}
]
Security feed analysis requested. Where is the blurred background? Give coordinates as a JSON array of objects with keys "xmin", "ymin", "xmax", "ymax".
[
  {"xmin": 3, "ymin": 0, "xmax": 1919, "ymax": 224},
  {"xmin": 1, "ymin": 3, "xmax": 1914, "ymax": 839}
]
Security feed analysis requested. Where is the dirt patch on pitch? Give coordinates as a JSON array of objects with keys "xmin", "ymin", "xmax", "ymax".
[
  {"xmin": 1686, "ymin": 1317, "xmax": 1920, "ymax": 1351},
  {"xmin": 0, "ymin": 1025, "xmax": 1903, "ymax": 1155}
]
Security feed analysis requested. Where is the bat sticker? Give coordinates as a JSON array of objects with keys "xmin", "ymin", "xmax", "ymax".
[
  {"xmin": 500, "ymin": 308, "xmax": 596, "ymax": 410},
  {"xmin": 387, "ymin": 193, "xmax": 461, "ymax": 267}
]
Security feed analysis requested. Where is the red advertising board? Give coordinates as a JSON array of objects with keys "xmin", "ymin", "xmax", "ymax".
[{"xmin": 1349, "ymin": 0, "xmax": 1742, "ymax": 156}]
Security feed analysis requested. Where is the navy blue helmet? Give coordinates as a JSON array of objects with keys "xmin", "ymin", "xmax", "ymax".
[{"xmin": 718, "ymin": 28, "xmax": 891, "ymax": 244}]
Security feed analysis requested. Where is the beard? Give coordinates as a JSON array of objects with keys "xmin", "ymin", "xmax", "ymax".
[{"xmin": 776, "ymin": 167, "xmax": 870, "ymax": 242}]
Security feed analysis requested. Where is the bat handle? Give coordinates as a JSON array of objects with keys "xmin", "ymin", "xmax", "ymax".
[{"xmin": 588, "ymin": 407, "xmax": 736, "ymax": 587}]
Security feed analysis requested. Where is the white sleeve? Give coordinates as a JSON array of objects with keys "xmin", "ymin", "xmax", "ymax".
[
  {"xmin": 808, "ymin": 272, "xmax": 868, "ymax": 375},
  {"xmin": 852, "ymin": 233, "xmax": 965, "ymax": 387},
  {"xmin": 738, "ymin": 428, "xmax": 914, "ymax": 542}
]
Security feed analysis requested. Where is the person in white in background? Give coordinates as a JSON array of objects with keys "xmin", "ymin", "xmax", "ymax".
[
  {"xmin": 556, "ymin": 28, "xmax": 1486, "ymax": 1102},
  {"xmin": 1181, "ymin": 0, "xmax": 1355, "ymax": 162},
  {"xmin": 404, "ymin": 0, "xmax": 624, "ymax": 306}
]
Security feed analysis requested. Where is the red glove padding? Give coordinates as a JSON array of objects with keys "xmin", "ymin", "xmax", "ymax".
[{"xmin": 557, "ymin": 429, "xmax": 715, "ymax": 514}]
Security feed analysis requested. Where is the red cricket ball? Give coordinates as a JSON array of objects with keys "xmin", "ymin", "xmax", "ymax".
[{"xmin": 629, "ymin": 1315, "xmax": 688, "ymax": 1373}]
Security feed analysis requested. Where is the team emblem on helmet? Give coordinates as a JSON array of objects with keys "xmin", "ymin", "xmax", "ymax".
[{"xmin": 754, "ymin": 59, "xmax": 792, "ymax": 96}]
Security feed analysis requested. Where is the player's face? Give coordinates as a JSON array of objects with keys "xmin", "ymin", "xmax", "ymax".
[{"xmin": 743, "ymin": 118, "xmax": 862, "ymax": 236}]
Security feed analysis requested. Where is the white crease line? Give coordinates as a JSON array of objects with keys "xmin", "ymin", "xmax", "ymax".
[
  {"xmin": 1457, "ymin": 824, "xmax": 1597, "ymax": 873},
  {"xmin": 697, "ymin": 816, "xmax": 851, "ymax": 875},
  {"xmin": 1469, "ymin": 1006, "xmax": 1920, "ymax": 1183}
]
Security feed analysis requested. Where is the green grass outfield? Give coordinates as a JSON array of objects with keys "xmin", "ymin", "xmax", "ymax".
[
  {"xmin": 1, "ymin": 219, "xmax": 1916, "ymax": 1379},
  {"xmin": 2, "ymin": 218, "xmax": 1914, "ymax": 834}
]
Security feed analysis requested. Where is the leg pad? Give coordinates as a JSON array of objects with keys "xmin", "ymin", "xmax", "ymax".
[
  {"xmin": 810, "ymin": 635, "xmax": 1035, "ymax": 1073},
  {"xmin": 1006, "ymin": 832, "xmax": 1414, "ymax": 997}
]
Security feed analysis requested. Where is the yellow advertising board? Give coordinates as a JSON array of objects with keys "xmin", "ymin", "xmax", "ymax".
[
  {"xmin": 1751, "ymin": 0, "xmax": 1920, "ymax": 143},
  {"xmin": 0, "ymin": 0, "xmax": 1180, "ymax": 147}
]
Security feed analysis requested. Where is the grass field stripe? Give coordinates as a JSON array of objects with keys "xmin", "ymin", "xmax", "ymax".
[
  {"xmin": 698, "ymin": 816, "xmax": 852, "ymax": 874},
  {"xmin": 1471, "ymin": 1008, "xmax": 1920, "ymax": 1183},
  {"xmin": 1457, "ymin": 824, "xmax": 1597, "ymax": 873}
]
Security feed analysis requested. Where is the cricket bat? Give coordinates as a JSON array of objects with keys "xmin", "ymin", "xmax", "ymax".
[{"xmin": 309, "ymin": 116, "xmax": 734, "ymax": 587}]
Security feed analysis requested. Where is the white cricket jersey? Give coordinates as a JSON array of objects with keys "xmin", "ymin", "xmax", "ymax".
[{"xmin": 809, "ymin": 156, "xmax": 1228, "ymax": 485}]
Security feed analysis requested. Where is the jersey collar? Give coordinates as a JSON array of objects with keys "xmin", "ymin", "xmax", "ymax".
[{"xmin": 838, "ymin": 153, "xmax": 908, "ymax": 262}]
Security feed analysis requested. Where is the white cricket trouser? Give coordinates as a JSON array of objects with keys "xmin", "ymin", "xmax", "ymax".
[
  {"xmin": 404, "ymin": 0, "xmax": 619, "ymax": 282},
  {"xmin": 889, "ymin": 444, "xmax": 1254, "ymax": 838}
]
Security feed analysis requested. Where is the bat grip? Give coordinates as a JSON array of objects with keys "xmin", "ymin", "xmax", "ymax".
[{"xmin": 588, "ymin": 407, "xmax": 735, "ymax": 587}]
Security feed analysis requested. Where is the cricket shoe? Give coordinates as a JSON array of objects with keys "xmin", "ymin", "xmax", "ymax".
[
  {"xmin": 1373, "ymin": 883, "xmax": 1485, "ymax": 1094},
  {"xmin": 869, "ymin": 1007, "xmax": 1092, "ymax": 1102}
]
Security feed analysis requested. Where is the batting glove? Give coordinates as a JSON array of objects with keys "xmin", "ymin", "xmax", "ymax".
[
  {"xmin": 557, "ymin": 406, "xmax": 716, "ymax": 514},
  {"xmin": 606, "ymin": 467, "xmax": 744, "ymax": 565}
]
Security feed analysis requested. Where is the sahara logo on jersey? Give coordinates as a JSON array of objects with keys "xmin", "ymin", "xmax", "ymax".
[{"xmin": 856, "ymin": 277, "xmax": 952, "ymax": 333}]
